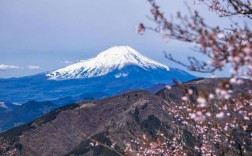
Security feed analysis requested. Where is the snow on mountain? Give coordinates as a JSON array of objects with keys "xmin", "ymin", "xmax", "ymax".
[
  {"xmin": 47, "ymin": 46, "xmax": 170, "ymax": 80},
  {"xmin": 115, "ymin": 73, "xmax": 128, "ymax": 78}
]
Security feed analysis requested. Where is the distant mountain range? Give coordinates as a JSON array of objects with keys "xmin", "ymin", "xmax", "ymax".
[
  {"xmin": 0, "ymin": 46, "xmax": 196, "ymax": 104},
  {"xmin": 0, "ymin": 101, "xmax": 57, "ymax": 132},
  {"xmin": 0, "ymin": 93, "xmax": 108, "ymax": 132}
]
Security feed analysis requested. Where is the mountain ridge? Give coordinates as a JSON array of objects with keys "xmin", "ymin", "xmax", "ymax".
[{"xmin": 0, "ymin": 78, "xmax": 251, "ymax": 156}]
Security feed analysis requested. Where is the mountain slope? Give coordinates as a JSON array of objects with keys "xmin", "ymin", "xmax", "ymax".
[
  {"xmin": 47, "ymin": 46, "xmax": 170, "ymax": 80},
  {"xmin": 0, "ymin": 90, "xmax": 193, "ymax": 155},
  {"xmin": 0, "ymin": 78, "xmax": 251, "ymax": 156}
]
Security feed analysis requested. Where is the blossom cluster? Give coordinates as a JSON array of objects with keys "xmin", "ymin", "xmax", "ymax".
[{"xmin": 135, "ymin": 0, "xmax": 252, "ymax": 155}]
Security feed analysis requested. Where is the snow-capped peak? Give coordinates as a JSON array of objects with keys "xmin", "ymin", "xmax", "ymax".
[{"xmin": 47, "ymin": 46, "xmax": 170, "ymax": 80}]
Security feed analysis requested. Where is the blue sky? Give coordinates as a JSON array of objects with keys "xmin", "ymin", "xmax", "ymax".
[{"xmin": 0, "ymin": 0, "xmax": 237, "ymax": 78}]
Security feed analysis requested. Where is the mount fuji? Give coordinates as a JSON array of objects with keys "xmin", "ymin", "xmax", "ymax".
[
  {"xmin": 47, "ymin": 46, "xmax": 170, "ymax": 80},
  {"xmin": 0, "ymin": 46, "xmax": 196, "ymax": 104}
]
